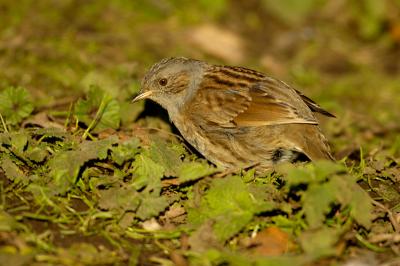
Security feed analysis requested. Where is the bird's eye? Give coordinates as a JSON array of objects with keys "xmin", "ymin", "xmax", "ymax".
[{"xmin": 158, "ymin": 78, "xmax": 168, "ymax": 86}]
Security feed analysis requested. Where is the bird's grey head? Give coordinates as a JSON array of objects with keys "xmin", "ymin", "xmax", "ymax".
[{"xmin": 133, "ymin": 57, "xmax": 206, "ymax": 115}]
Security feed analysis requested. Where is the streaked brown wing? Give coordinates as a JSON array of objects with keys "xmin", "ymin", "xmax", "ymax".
[
  {"xmin": 187, "ymin": 70, "xmax": 318, "ymax": 127},
  {"xmin": 232, "ymin": 88, "xmax": 317, "ymax": 126},
  {"xmin": 188, "ymin": 86, "xmax": 251, "ymax": 126}
]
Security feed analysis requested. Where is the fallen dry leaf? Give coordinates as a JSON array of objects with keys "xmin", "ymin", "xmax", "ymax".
[
  {"xmin": 187, "ymin": 24, "xmax": 245, "ymax": 64},
  {"xmin": 22, "ymin": 112, "xmax": 65, "ymax": 129},
  {"xmin": 390, "ymin": 21, "xmax": 400, "ymax": 44},
  {"xmin": 247, "ymin": 226, "xmax": 292, "ymax": 256}
]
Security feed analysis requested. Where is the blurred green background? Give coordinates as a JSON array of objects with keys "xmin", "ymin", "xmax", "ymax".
[{"xmin": 1, "ymin": 0, "xmax": 400, "ymax": 153}]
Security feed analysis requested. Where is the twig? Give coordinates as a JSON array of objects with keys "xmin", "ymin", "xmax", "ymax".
[
  {"xmin": 0, "ymin": 113, "xmax": 9, "ymax": 133},
  {"xmin": 372, "ymin": 199, "xmax": 400, "ymax": 233},
  {"xmin": 369, "ymin": 233, "xmax": 400, "ymax": 244}
]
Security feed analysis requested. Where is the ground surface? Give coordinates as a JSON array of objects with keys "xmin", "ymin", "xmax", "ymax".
[{"xmin": 0, "ymin": 1, "xmax": 400, "ymax": 265}]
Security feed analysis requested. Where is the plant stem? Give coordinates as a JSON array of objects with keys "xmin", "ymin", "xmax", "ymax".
[
  {"xmin": 82, "ymin": 96, "xmax": 109, "ymax": 140},
  {"xmin": 0, "ymin": 113, "xmax": 9, "ymax": 133}
]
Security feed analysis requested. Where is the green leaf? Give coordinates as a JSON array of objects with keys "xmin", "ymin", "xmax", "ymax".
[
  {"xmin": 47, "ymin": 136, "xmax": 118, "ymax": 194},
  {"xmin": 0, "ymin": 157, "xmax": 26, "ymax": 183},
  {"xmin": 80, "ymin": 135, "xmax": 118, "ymax": 160},
  {"xmin": 178, "ymin": 161, "xmax": 218, "ymax": 183},
  {"xmin": 328, "ymin": 175, "xmax": 373, "ymax": 228},
  {"xmin": 283, "ymin": 161, "xmax": 373, "ymax": 229},
  {"xmin": 98, "ymin": 186, "xmax": 140, "ymax": 212},
  {"xmin": 299, "ymin": 227, "xmax": 341, "ymax": 259},
  {"xmin": 302, "ymin": 183, "xmax": 336, "ymax": 228},
  {"xmin": 111, "ymin": 138, "xmax": 140, "ymax": 166},
  {"xmin": 313, "ymin": 161, "xmax": 346, "ymax": 180},
  {"xmin": 0, "ymin": 87, "xmax": 33, "ymax": 125},
  {"xmin": 148, "ymin": 140, "xmax": 183, "ymax": 177},
  {"xmin": 283, "ymin": 167, "xmax": 312, "ymax": 186},
  {"xmin": 74, "ymin": 86, "xmax": 121, "ymax": 133},
  {"xmin": 187, "ymin": 175, "xmax": 272, "ymax": 242},
  {"xmin": 131, "ymin": 153, "xmax": 164, "ymax": 192},
  {"xmin": 10, "ymin": 132, "xmax": 29, "ymax": 153},
  {"xmin": 136, "ymin": 194, "xmax": 170, "ymax": 220},
  {"xmin": 282, "ymin": 161, "xmax": 345, "ymax": 186},
  {"xmin": 25, "ymin": 146, "xmax": 48, "ymax": 163}
]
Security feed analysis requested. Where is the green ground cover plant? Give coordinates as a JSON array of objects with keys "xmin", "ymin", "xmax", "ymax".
[{"xmin": 1, "ymin": 1, "xmax": 400, "ymax": 265}]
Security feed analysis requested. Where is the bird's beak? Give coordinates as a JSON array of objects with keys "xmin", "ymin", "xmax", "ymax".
[{"xmin": 131, "ymin": 90, "xmax": 153, "ymax": 103}]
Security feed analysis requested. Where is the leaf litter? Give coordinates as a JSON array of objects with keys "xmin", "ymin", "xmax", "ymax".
[
  {"xmin": 0, "ymin": 86, "xmax": 398, "ymax": 266},
  {"xmin": 1, "ymin": 1, "xmax": 400, "ymax": 264}
]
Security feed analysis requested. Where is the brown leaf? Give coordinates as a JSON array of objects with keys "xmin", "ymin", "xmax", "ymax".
[
  {"xmin": 390, "ymin": 21, "xmax": 400, "ymax": 44},
  {"xmin": 188, "ymin": 220, "xmax": 222, "ymax": 252},
  {"xmin": 247, "ymin": 226, "xmax": 292, "ymax": 256},
  {"xmin": 187, "ymin": 24, "xmax": 245, "ymax": 64},
  {"xmin": 22, "ymin": 112, "xmax": 64, "ymax": 129}
]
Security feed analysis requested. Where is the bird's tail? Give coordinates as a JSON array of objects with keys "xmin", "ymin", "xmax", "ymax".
[{"xmin": 288, "ymin": 124, "xmax": 334, "ymax": 161}]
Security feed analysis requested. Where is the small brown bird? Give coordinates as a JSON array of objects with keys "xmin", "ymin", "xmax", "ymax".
[{"xmin": 133, "ymin": 57, "xmax": 334, "ymax": 171}]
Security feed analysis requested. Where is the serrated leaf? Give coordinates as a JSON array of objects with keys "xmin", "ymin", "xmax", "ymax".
[
  {"xmin": 131, "ymin": 154, "xmax": 164, "ymax": 192},
  {"xmin": 111, "ymin": 138, "xmax": 140, "ymax": 166},
  {"xmin": 280, "ymin": 165, "xmax": 313, "ymax": 186},
  {"xmin": 282, "ymin": 161, "xmax": 344, "ymax": 186},
  {"xmin": 0, "ymin": 157, "xmax": 26, "ymax": 183},
  {"xmin": 136, "ymin": 194, "xmax": 170, "ymax": 220},
  {"xmin": 328, "ymin": 175, "xmax": 372, "ymax": 228},
  {"xmin": 0, "ymin": 87, "xmax": 33, "ymax": 125},
  {"xmin": 313, "ymin": 161, "xmax": 346, "ymax": 180},
  {"xmin": 247, "ymin": 182, "xmax": 279, "ymax": 213},
  {"xmin": 178, "ymin": 161, "xmax": 218, "ymax": 183},
  {"xmin": 284, "ymin": 161, "xmax": 373, "ymax": 229},
  {"xmin": 74, "ymin": 86, "xmax": 121, "ymax": 133},
  {"xmin": 187, "ymin": 175, "xmax": 270, "ymax": 242},
  {"xmin": 10, "ymin": 132, "xmax": 29, "ymax": 153},
  {"xmin": 148, "ymin": 140, "xmax": 183, "ymax": 177},
  {"xmin": 0, "ymin": 132, "xmax": 12, "ymax": 146},
  {"xmin": 302, "ymin": 183, "xmax": 336, "ymax": 228},
  {"xmin": 98, "ymin": 186, "xmax": 140, "ymax": 212},
  {"xmin": 80, "ymin": 135, "xmax": 118, "ymax": 160},
  {"xmin": 349, "ymin": 186, "xmax": 373, "ymax": 228},
  {"xmin": 25, "ymin": 146, "xmax": 48, "ymax": 163},
  {"xmin": 47, "ymin": 136, "xmax": 118, "ymax": 194}
]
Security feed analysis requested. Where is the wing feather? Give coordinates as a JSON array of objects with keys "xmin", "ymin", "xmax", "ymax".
[{"xmin": 186, "ymin": 68, "xmax": 330, "ymax": 127}]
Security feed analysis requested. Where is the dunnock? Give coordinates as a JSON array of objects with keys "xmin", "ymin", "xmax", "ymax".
[{"xmin": 133, "ymin": 57, "xmax": 334, "ymax": 171}]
